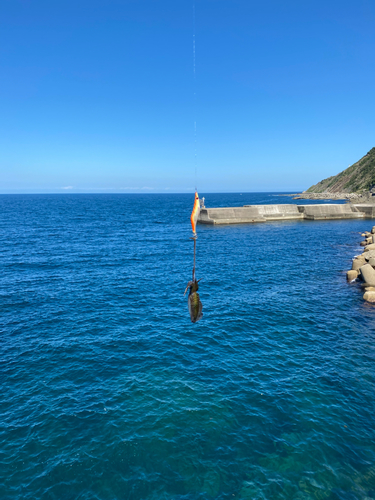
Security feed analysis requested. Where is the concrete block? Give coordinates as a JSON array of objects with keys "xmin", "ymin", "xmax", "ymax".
[
  {"xmin": 364, "ymin": 250, "xmax": 375, "ymax": 260},
  {"xmin": 198, "ymin": 207, "xmax": 267, "ymax": 224},
  {"xmin": 298, "ymin": 204, "xmax": 364, "ymax": 220},
  {"xmin": 347, "ymin": 270, "xmax": 358, "ymax": 281},
  {"xmin": 242, "ymin": 204, "xmax": 303, "ymax": 220},
  {"xmin": 360, "ymin": 264, "xmax": 375, "ymax": 286},
  {"xmin": 353, "ymin": 205, "xmax": 375, "ymax": 218},
  {"xmin": 352, "ymin": 258, "xmax": 366, "ymax": 271}
]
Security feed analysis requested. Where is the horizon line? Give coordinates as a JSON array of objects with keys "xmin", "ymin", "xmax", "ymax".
[{"xmin": 0, "ymin": 190, "xmax": 302, "ymax": 195}]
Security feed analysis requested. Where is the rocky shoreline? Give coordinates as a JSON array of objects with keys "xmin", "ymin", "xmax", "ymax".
[
  {"xmin": 347, "ymin": 226, "xmax": 375, "ymax": 303},
  {"xmin": 285, "ymin": 191, "xmax": 375, "ymax": 203}
]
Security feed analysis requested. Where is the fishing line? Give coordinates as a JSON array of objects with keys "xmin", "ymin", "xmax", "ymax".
[
  {"xmin": 193, "ymin": 1, "xmax": 197, "ymax": 192},
  {"xmin": 184, "ymin": 2, "xmax": 203, "ymax": 324}
]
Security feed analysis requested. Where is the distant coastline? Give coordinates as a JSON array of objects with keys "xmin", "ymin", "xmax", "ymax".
[{"xmin": 291, "ymin": 147, "xmax": 375, "ymax": 203}]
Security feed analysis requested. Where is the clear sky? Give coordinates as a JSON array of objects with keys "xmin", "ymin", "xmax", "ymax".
[{"xmin": 1, "ymin": 0, "xmax": 375, "ymax": 193}]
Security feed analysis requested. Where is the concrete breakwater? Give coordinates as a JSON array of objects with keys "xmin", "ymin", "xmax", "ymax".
[
  {"xmin": 347, "ymin": 226, "xmax": 375, "ymax": 303},
  {"xmin": 198, "ymin": 203, "xmax": 375, "ymax": 225}
]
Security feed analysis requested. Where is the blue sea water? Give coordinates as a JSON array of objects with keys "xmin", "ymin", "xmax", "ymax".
[{"xmin": 1, "ymin": 193, "xmax": 375, "ymax": 500}]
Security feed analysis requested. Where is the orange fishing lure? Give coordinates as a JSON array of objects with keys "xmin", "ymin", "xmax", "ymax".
[{"xmin": 190, "ymin": 191, "xmax": 200, "ymax": 236}]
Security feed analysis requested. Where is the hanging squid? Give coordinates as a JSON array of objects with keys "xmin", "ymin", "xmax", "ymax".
[
  {"xmin": 184, "ymin": 191, "xmax": 203, "ymax": 323},
  {"xmin": 184, "ymin": 277, "xmax": 203, "ymax": 323}
]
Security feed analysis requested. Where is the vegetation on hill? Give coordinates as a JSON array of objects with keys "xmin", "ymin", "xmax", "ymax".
[{"xmin": 306, "ymin": 147, "xmax": 375, "ymax": 193}]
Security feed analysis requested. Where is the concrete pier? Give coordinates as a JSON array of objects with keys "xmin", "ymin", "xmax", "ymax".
[
  {"xmin": 198, "ymin": 203, "xmax": 372, "ymax": 225},
  {"xmin": 353, "ymin": 204, "xmax": 375, "ymax": 217}
]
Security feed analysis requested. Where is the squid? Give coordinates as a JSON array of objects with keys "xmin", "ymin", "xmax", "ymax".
[{"xmin": 184, "ymin": 278, "xmax": 203, "ymax": 323}]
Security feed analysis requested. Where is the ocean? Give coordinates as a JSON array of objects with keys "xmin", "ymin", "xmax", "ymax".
[{"xmin": 1, "ymin": 193, "xmax": 375, "ymax": 499}]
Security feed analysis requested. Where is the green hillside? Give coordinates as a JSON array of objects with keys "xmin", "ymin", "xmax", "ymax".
[{"xmin": 306, "ymin": 147, "xmax": 375, "ymax": 193}]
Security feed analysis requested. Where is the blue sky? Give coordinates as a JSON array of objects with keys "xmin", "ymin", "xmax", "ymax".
[{"xmin": 1, "ymin": 0, "xmax": 375, "ymax": 193}]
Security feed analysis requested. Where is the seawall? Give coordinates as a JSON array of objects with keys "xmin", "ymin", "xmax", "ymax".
[{"xmin": 198, "ymin": 203, "xmax": 374, "ymax": 225}]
